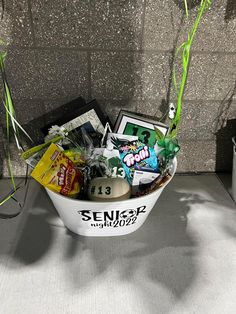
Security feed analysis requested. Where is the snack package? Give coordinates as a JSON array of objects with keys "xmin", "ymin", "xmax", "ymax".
[
  {"xmin": 117, "ymin": 140, "xmax": 159, "ymax": 184},
  {"xmin": 31, "ymin": 143, "xmax": 82, "ymax": 198}
]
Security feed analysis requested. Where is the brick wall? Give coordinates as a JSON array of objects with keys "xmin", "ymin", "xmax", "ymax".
[{"xmin": 0, "ymin": 0, "xmax": 235, "ymax": 176}]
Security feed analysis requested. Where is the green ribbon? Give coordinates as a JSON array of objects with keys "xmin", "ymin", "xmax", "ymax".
[{"xmin": 157, "ymin": 137, "xmax": 180, "ymax": 171}]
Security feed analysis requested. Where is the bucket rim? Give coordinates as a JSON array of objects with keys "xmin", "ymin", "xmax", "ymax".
[{"xmin": 46, "ymin": 157, "xmax": 177, "ymax": 205}]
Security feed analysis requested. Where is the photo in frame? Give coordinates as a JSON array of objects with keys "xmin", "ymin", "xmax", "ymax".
[
  {"xmin": 41, "ymin": 99, "xmax": 109, "ymax": 136},
  {"xmin": 114, "ymin": 110, "xmax": 168, "ymax": 147}
]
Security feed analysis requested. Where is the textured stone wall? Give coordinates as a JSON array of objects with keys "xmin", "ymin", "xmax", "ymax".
[{"xmin": 0, "ymin": 0, "xmax": 236, "ymax": 176}]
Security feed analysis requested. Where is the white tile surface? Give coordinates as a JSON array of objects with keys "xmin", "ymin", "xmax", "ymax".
[{"xmin": 0, "ymin": 175, "xmax": 236, "ymax": 314}]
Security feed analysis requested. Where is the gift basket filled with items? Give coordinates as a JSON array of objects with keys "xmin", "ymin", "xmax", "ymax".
[
  {"xmin": 0, "ymin": 1, "xmax": 212, "ymax": 236},
  {"xmin": 23, "ymin": 101, "xmax": 179, "ymax": 236}
]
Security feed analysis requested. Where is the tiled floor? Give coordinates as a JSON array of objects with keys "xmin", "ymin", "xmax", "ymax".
[{"xmin": 0, "ymin": 175, "xmax": 236, "ymax": 314}]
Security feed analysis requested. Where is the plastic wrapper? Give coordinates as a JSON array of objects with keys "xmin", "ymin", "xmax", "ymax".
[
  {"xmin": 115, "ymin": 139, "xmax": 159, "ymax": 184},
  {"xmin": 87, "ymin": 148, "xmax": 111, "ymax": 178},
  {"xmin": 21, "ymin": 136, "xmax": 62, "ymax": 168},
  {"xmin": 132, "ymin": 170, "xmax": 160, "ymax": 196},
  {"xmin": 31, "ymin": 143, "xmax": 82, "ymax": 198},
  {"xmin": 63, "ymin": 148, "xmax": 85, "ymax": 166},
  {"xmin": 134, "ymin": 173, "xmax": 172, "ymax": 197}
]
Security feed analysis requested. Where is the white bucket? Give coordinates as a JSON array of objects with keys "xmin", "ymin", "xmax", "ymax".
[
  {"xmin": 232, "ymin": 137, "xmax": 236, "ymax": 202},
  {"xmin": 46, "ymin": 158, "xmax": 177, "ymax": 236}
]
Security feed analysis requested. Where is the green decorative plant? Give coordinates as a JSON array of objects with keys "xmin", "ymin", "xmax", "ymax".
[
  {"xmin": 0, "ymin": 6, "xmax": 32, "ymax": 209},
  {"xmin": 156, "ymin": 0, "xmax": 213, "ymax": 170}
]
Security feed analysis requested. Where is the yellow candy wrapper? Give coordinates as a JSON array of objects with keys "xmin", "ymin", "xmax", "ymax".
[
  {"xmin": 64, "ymin": 149, "xmax": 85, "ymax": 166},
  {"xmin": 31, "ymin": 143, "xmax": 82, "ymax": 197}
]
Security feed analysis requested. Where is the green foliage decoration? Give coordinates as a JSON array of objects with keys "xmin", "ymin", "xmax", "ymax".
[
  {"xmin": 170, "ymin": 0, "xmax": 212, "ymax": 137},
  {"xmin": 156, "ymin": 0, "xmax": 213, "ymax": 169},
  {"xmin": 0, "ymin": 36, "xmax": 32, "ymax": 207}
]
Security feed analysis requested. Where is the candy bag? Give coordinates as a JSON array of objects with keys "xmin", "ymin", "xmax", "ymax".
[
  {"xmin": 31, "ymin": 143, "xmax": 82, "ymax": 197},
  {"xmin": 117, "ymin": 140, "xmax": 159, "ymax": 184}
]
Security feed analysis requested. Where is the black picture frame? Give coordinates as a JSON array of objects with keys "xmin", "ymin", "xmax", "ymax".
[
  {"xmin": 114, "ymin": 110, "xmax": 168, "ymax": 146},
  {"xmin": 41, "ymin": 98, "xmax": 109, "ymax": 136}
]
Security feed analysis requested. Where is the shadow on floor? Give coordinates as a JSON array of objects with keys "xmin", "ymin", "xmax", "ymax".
[
  {"xmin": 11, "ymin": 186, "xmax": 58, "ymax": 264},
  {"xmin": 60, "ymin": 187, "xmax": 209, "ymax": 314},
  {"xmin": 8, "ymin": 175, "xmax": 236, "ymax": 314}
]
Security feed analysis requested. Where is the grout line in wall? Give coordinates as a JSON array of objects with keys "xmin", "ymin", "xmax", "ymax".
[
  {"xmin": 8, "ymin": 45, "xmax": 236, "ymax": 56},
  {"xmin": 87, "ymin": 51, "xmax": 92, "ymax": 100},
  {"xmin": 136, "ymin": 0, "xmax": 147, "ymax": 111},
  {"xmin": 12, "ymin": 97, "xmax": 236, "ymax": 106},
  {"xmin": 139, "ymin": 0, "xmax": 147, "ymax": 51},
  {"xmin": 27, "ymin": 0, "xmax": 37, "ymax": 48},
  {"xmin": 190, "ymin": 50, "xmax": 236, "ymax": 56},
  {"xmin": 21, "ymin": 46, "xmax": 144, "ymax": 53},
  {"xmin": 177, "ymin": 139, "xmax": 218, "ymax": 143}
]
